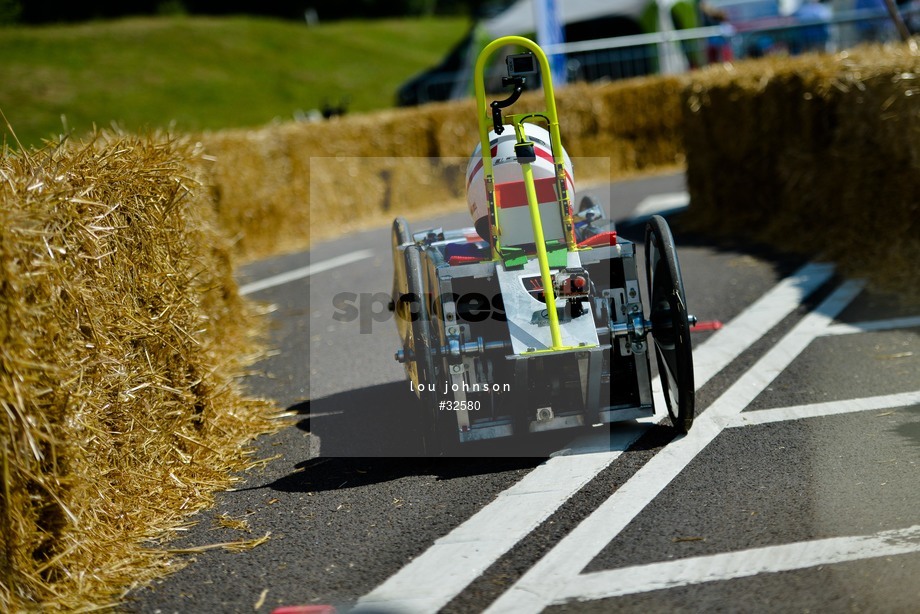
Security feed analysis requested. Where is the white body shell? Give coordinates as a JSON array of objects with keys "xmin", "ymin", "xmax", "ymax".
[{"xmin": 465, "ymin": 124, "xmax": 574, "ymax": 242}]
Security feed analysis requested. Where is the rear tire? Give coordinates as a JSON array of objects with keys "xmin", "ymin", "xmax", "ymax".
[
  {"xmin": 645, "ymin": 215, "xmax": 695, "ymax": 433},
  {"xmin": 404, "ymin": 245, "xmax": 450, "ymax": 455}
]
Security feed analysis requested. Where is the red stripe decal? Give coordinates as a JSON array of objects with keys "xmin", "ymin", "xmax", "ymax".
[
  {"xmin": 466, "ymin": 145, "xmax": 573, "ymax": 191},
  {"xmin": 495, "ymin": 177, "xmax": 559, "ymax": 209},
  {"xmin": 465, "ymin": 145, "xmax": 499, "ymax": 191}
]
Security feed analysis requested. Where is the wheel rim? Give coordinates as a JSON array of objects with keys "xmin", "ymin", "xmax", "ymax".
[
  {"xmin": 391, "ymin": 217, "xmax": 411, "ymax": 306},
  {"xmin": 404, "ymin": 245, "xmax": 444, "ymax": 453},
  {"xmin": 645, "ymin": 215, "xmax": 695, "ymax": 432}
]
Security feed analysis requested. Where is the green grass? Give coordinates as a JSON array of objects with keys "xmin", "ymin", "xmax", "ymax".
[{"xmin": 0, "ymin": 15, "xmax": 470, "ymax": 147}]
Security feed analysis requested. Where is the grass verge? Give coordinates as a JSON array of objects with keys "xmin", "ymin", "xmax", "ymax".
[{"xmin": 0, "ymin": 15, "xmax": 470, "ymax": 148}]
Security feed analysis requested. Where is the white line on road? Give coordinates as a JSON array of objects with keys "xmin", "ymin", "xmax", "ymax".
[
  {"xmin": 356, "ymin": 263, "xmax": 836, "ymax": 614},
  {"xmin": 689, "ymin": 262, "xmax": 834, "ymax": 392},
  {"xmin": 631, "ymin": 191, "xmax": 690, "ymax": 221},
  {"xmin": 726, "ymin": 390, "xmax": 920, "ymax": 428},
  {"xmin": 821, "ymin": 315, "xmax": 920, "ymax": 336},
  {"xmin": 356, "ymin": 424, "xmax": 649, "ymax": 614},
  {"xmin": 554, "ymin": 525, "xmax": 920, "ymax": 604},
  {"xmin": 238, "ymin": 249, "xmax": 375, "ymax": 296},
  {"xmin": 484, "ymin": 279, "xmax": 865, "ymax": 614}
]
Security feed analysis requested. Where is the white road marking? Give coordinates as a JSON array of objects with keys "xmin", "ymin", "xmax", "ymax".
[
  {"xmin": 726, "ymin": 390, "xmax": 920, "ymax": 428},
  {"xmin": 553, "ymin": 525, "xmax": 920, "ymax": 604},
  {"xmin": 238, "ymin": 249, "xmax": 374, "ymax": 296},
  {"xmin": 650, "ymin": 261, "xmax": 834, "ymax": 423},
  {"xmin": 631, "ymin": 191, "xmax": 690, "ymax": 221},
  {"xmin": 689, "ymin": 262, "xmax": 834, "ymax": 392},
  {"xmin": 356, "ymin": 262, "xmax": 836, "ymax": 614},
  {"xmin": 356, "ymin": 424, "xmax": 648, "ymax": 614},
  {"xmin": 484, "ymin": 279, "xmax": 865, "ymax": 614},
  {"xmin": 821, "ymin": 315, "xmax": 920, "ymax": 336}
]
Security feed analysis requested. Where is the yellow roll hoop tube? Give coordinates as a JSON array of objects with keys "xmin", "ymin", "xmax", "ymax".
[{"xmin": 473, "ymin": 36, "xmax": 579, "ymax": 353}]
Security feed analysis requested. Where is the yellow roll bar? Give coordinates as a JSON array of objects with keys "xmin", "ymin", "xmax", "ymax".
[{"xmin": 473, "ymin": 36, "xmax": 575, "ymax": 352}]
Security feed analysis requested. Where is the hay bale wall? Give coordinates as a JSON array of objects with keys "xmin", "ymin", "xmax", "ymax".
[
  {"xmin": 199, "ymin": 44, "xmax": 918, "ymax": 295},
  {"xmin": 0, "ymin": 133, "xmax": 273, "ymax": 611},
  {"xmin": 198, "ymin": 76, "xmax": 687, "ymax": 259},
  {"xmin": 682, "ymin": 43, "xmax": 920, "ymax": 292}
]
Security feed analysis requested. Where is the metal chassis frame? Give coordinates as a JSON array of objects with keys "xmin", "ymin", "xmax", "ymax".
[{"xmin": 401, "ymin": 235, "xmax": 655, "ymax": 443}]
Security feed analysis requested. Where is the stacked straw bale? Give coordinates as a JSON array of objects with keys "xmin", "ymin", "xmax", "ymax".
[
  {"xmin": 198, "ymin": 45, "xmax": 918, "ymax": 295},
  {"xmin": 197, "ymin": 76, "xmax": 687, "ymax": 260},
  {"xmin": 682, "ymin": 42, "xmax": 920, "ymax": 293},
  {"xmin": 0, "ymin": 132, "xmax": 274, "ymax": 610}
]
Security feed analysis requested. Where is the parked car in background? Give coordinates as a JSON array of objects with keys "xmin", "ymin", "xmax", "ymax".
[
  {"xmin": 398, "ymin": 0, "xmax": 700, "ymax": 106},
  {"xmin": 397, "ymin": 0, "xmax": 915, "ymax": 106}
]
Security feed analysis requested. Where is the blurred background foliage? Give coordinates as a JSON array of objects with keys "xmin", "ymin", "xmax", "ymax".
[{"xmin": 0, "ymin": 0, "xmax": 516, "ymax": 23}]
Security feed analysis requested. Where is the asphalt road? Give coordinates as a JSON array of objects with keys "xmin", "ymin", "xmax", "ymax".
[{"xmin": 129, "ymin": 172, "xmax": 920, "ymax": 614}]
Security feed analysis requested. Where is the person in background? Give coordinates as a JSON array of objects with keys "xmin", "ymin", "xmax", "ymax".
[
  {"xmin": 855, "ymin": 0, "xmax": 898, "ymax": 41},
  {"xmin": 700, "ymin": 1, "xmax": 733, "ymax": 63},
  {"xmin": 792, "ymin": 0, "xmax": 832, "ymax": 53}
]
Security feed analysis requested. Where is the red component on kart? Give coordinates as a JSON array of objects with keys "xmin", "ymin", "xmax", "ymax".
[
  {"xmin": 692, "ymin": 320, "xmax": 723, "ymax": 332},
  {"xmin": 448, "ymin": 255, "xmax": 487, "ymax": 266},
  {"xmin": 553, "ymin": 269, "xmax": 590, "ymax": 298},
  {"xmin": 577, "ymin": 231, "xmax": 617, "ymax": 248}
]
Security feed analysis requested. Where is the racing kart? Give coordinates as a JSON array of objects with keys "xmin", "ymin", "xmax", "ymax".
[{"xmin": 390, "ymin": 36, "xmax": 695, "ymax": 454}]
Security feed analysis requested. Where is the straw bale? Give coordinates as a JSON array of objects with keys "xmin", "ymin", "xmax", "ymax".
[
  {"xmin": 0, "ymin": 131, "xmax": 275, "ymax": 611},
  {"xmin": 197, "ymin": 126, "xmax": 307, "ymax": 258},
  {"xmin": 197, "ymin": 75, "xmax": 687, "ymax": 260},
  {"xmin": 682, "ymin": 41, "xmax": 920, "ymax": 296},
  {"xmin": 196, "ymin": 44, "xmax": 917, "ymax": 295},
  {"xmin": 425, "ymin": 98, "xmax": 479, "ymax": 157}
]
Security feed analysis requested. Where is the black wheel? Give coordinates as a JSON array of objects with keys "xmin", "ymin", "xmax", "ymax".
[
  {"xmin": 645, "ymin": 215, "xmax": 695, "ymax": 433},
  {"xmin": 404, "ymin": 245, "xmax": 453, "ymax": 455}
]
